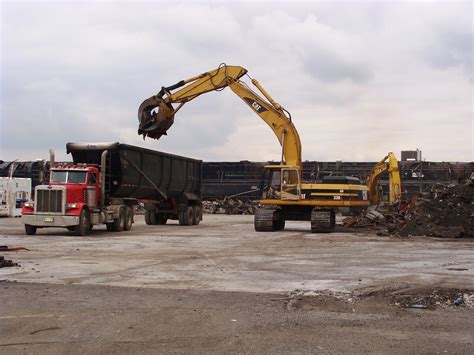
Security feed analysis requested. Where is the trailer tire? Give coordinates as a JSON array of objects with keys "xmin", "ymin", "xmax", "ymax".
[
  {"xmin": 25, "ymin": 224, "xmax": 37, "ymax": 235},
  {"xmin": 192, "ymin": 206, "xmax": 201, "ymax": 225},
  {"xmin": 187, "ymin": 206, "xmax": 195, "ymax": 225},
  {"xmin": 124, "ymin": 207, "xmax": 133, "ymax": 231},
  {"xmin": 178, "ymin": 207, "xmax": 194, "ymax": 226},
  {"xmin": 112, "ymin": 207, "xmax": 125, "ymax": 232},
  {"xmin": 145, "ymin": 210, "xmax": 156, "ymax": 225},
  {"xmin": 106, "ymin": 223, "xmax": 115, "ymax": 232},
  {"xmin": 74, "ymin": 208, "xmax": 90, "ymax": 236},
  {"xmin": 178, "ymin": 210, "xmax": 185, "ymax": 225}
]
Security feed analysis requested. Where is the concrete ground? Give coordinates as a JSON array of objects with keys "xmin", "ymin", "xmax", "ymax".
[{"xmin": 1, "ymin": 215, "xmax": 473, "ymax": 353}]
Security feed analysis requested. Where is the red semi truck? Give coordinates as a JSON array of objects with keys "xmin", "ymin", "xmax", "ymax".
[{"xmin": 22, "ymin": 142, "xmax": 202, "ymax": 235}]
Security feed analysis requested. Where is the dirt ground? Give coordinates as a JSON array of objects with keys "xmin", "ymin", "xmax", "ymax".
[{"xmin": 1, "ymin": 215, "xmax": 473, "ymax": 354}]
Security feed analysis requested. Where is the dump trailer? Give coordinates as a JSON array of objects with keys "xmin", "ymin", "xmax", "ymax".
[{"xmin": 22, "ymin": 142, "xmax": 202, "ymax": 235}]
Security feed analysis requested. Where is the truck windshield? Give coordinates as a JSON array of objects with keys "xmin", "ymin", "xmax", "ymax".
[{"xmin": 51, "ymin": 171, "xmax": 87, "ymax": 184}]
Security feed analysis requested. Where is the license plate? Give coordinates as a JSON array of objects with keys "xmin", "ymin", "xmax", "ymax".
[{"xmin": 44, "ymin": 216, "xmax": 54, "ymax": 223}]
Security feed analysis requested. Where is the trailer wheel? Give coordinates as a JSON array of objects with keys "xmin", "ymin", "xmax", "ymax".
[
  {"xmin": 25, "ymin": 224, "xmax": 37, "ymax": 235},
  {"xmin": 192, "ymin": 206, "xmax": 201, "ymax": 225},
  {"xmin": 124, "ymin": 207, "xmax": 133, "ymax": 231},
  {"xmin": 178, "ymin": 210, "xmax": 185, "ymax": 225},
  {"xmin": 178, "ymin": 207, "xmax": 194, "ymax": 226},
  {"xmin": 145, "ymin": 210, "xmax": 156, "ymax": 225},
  {"xmin": 112, "ymin": 207, "xmax": 125, "ymax": 232},
  {"xmin": 74, "ymin": 208, "xmax": 90, "ymax": 236},
  {"xmin": 187, "ymin": 206, "xmax": 195, "ymax": 225}
]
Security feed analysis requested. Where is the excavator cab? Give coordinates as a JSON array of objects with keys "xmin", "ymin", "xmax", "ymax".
[{"xmin": 263, "ymin": 166, "xmax": 301, "ymax": 201}]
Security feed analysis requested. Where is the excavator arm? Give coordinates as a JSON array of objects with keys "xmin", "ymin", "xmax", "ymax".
[
  {"xmin": 367, "ymin": 152, "xmax": 402, "ymax": 205},
  {"xmin": 137, "ymin": 64, "xmax": 302, "ymax": 171}
]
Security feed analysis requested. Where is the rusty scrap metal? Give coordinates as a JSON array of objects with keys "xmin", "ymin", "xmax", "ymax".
[
  {"xmin": 203, "ymin": 198, "xmax": 259, "ymax": 215},
  {"xmin": 343, "ymin": 181, "xmax": 473, "ymax": 239},
  {"xmin": 0, "ymin": 245, "xmax": 30, "ymax": 252}
]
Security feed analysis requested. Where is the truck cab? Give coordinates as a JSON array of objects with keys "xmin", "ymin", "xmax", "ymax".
[
  {"xmin": 49, "ymin": 166, "xmax": 100, "ymax": 210},
  {"xmin": 22, "ymin": 149, "xmax": 134, "ymax": 236}
]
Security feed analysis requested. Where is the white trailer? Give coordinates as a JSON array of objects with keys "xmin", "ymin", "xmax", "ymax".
[{"xmin": 0, "ymin": 178, "xmax": 32, "ymax": 217}]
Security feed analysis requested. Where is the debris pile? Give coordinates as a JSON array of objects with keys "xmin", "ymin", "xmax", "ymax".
[
  {"xmin": 343, "ymin": 205, "xmax": 397, "ymax": 229},
  {"xmin": 0, "ymin": 255, "xmax": 19, "ymax": 268},
  {"xmin": 396, "ymin": 183, "xmax": 473, "ymax": 238},
  {"xmin": 356, "ymin": 286, "xmax": 474, "ymax": 309},
  {"xmin": 203, "ymin": 198, "xmax": 259, "ymax": 215},
  {"xmin": 343, "ymin": 182, "xmax": 473, "ymax": 238}
]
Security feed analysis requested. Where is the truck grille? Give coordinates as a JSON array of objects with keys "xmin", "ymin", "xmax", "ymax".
[{"xmin": 36, "ymin": 188, "xmax": 64, "ymax": 213}]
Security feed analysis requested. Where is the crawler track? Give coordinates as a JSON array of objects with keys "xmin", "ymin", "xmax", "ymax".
[{"xmin": 311, "ymin": 209, "xmax": 335, "ymax": 233}]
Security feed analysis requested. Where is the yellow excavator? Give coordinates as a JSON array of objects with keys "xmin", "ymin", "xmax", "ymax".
[
  {"xmin": 137, "ymin": 64, "xmax": 396, "ymax": 232},
  {"xmin": 367, "ymin": 152, "xmax": 402, "ymax": 205}
]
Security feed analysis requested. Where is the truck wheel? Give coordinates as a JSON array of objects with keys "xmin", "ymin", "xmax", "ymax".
[
  {"xmin": 178, "ymin": 207, "xmax": 194, "ymax": 226},
  {"xmin": 106, "ymin": 223, "xmax": 115, "ymax": 232},
  {"xmin": 74, "ymin": 209, "xmax": 90, "ymax": 236},
  {"xmin": 25, "ymin": 224, "xmax": 37, "ymax": 235},
  {"xmin": 192, "ymin": 206, "xmax": 201, "ymax": 225},
  {"xmin": 187, "ymin": 206, "xmax": 195, "ymax": 225},
  {"xmin": 145, "ymin": 210, "xmax": 156, "ymax": 225},
  {"xmin": 178, "ymin": 210, "xmax": 185, "ymax": 225},
  {"xmin": 124, "ymin": 207, "xmax": 133, "ymax": 231},
  {"xmin": 112, "ymin": 207, "xmax": 125, "ymax": 232}
]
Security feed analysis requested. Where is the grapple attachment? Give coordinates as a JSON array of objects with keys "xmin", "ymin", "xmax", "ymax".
[
  {"xmin": 137, "ymin": 95, "xmax": 175, "ymax": 140},
  {"xmin": 137, "ymin": 65, "xmax": 248, "ymax": 140}
]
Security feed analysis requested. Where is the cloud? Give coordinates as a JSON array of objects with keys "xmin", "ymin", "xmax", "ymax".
[{"xmin": 1, "ymin": 1, "xmax": 472, "ymax": 162}]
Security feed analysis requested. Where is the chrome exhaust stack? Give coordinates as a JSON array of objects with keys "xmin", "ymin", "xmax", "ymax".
[
  {"xmin": 49, "ymin": 149, "xmax": 55, "ymax": 168},
  {"xmin": 100, "ymin": 150, "xmax": 108, "ymax": 207}
]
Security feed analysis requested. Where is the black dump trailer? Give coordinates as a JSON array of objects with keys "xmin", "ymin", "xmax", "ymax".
[{"xmin": 66, "ymin": 142, "xmax": 202, "ymax": 226}]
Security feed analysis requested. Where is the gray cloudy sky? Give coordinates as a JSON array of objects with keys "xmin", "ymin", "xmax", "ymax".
[{"xmin": 1, "ymin": 0, "xmax": 472, "ymax": 162}]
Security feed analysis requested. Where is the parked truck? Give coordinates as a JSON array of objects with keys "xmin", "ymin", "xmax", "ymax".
[{"xmin": 21, "ymin": 142, "xmax": 202, "ymax": 235}]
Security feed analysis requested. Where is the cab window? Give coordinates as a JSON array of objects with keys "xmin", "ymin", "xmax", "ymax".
[
  {"xmin": 88, "ymin": 173, "xmax": 97, "ymax": 185},
  {"xmin": 282, "ymin": 169, "xmax": 299, "ymax": 186},
  {"xmin": 270, "ymin": 170, "xmax": 281, "ymax": 189}
]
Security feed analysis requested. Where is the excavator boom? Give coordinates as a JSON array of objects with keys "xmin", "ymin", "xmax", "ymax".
[
  {"xmin": 367, "ymin": 152, "xmax": 402, "ymax": 205},
  {"xmin": 137, "ymin": 64, "xmax": 302, "ymax": 170}
]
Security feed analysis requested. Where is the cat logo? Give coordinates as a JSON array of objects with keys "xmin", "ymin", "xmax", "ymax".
[
  {"xmin": 243, "ymin": 97, "xmax": 268, "ymax": 113},
  {"xmin": 252, "ymin": 102, "xmax": 262, "ymax": 111}
]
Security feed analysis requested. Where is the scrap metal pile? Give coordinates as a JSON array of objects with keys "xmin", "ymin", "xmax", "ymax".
[
  {"xmin": 0, "ymin": 246, "xmax": 28, "ymax": 268},
  {"xmin": 0, "ymin": 256, "xmax": 19, "ymax": 268},
  {"xmin": 344, "ymin": 181, "xmax": 473, "ymax": 238},
  {"xmin": 203, "ymin": 198, "xmax": 259, "ymax": 215}
]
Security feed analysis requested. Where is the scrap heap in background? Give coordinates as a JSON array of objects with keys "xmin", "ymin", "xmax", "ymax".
[
  {"xmin": 396, "ymin": 182, "xmax": 473, "ymax": 238},
  {"xmin": 344, "ymin": 177, "xmax": 474, "ymax": 238}
]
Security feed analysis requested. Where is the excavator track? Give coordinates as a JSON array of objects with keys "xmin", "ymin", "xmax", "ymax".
[
  {"xmin": 254, "ymin": 207, "xmax": 284, "ymax": 232},
  {"xmin": 311, "ymin": 209, "xmax": 335, "ymax": 233}
]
